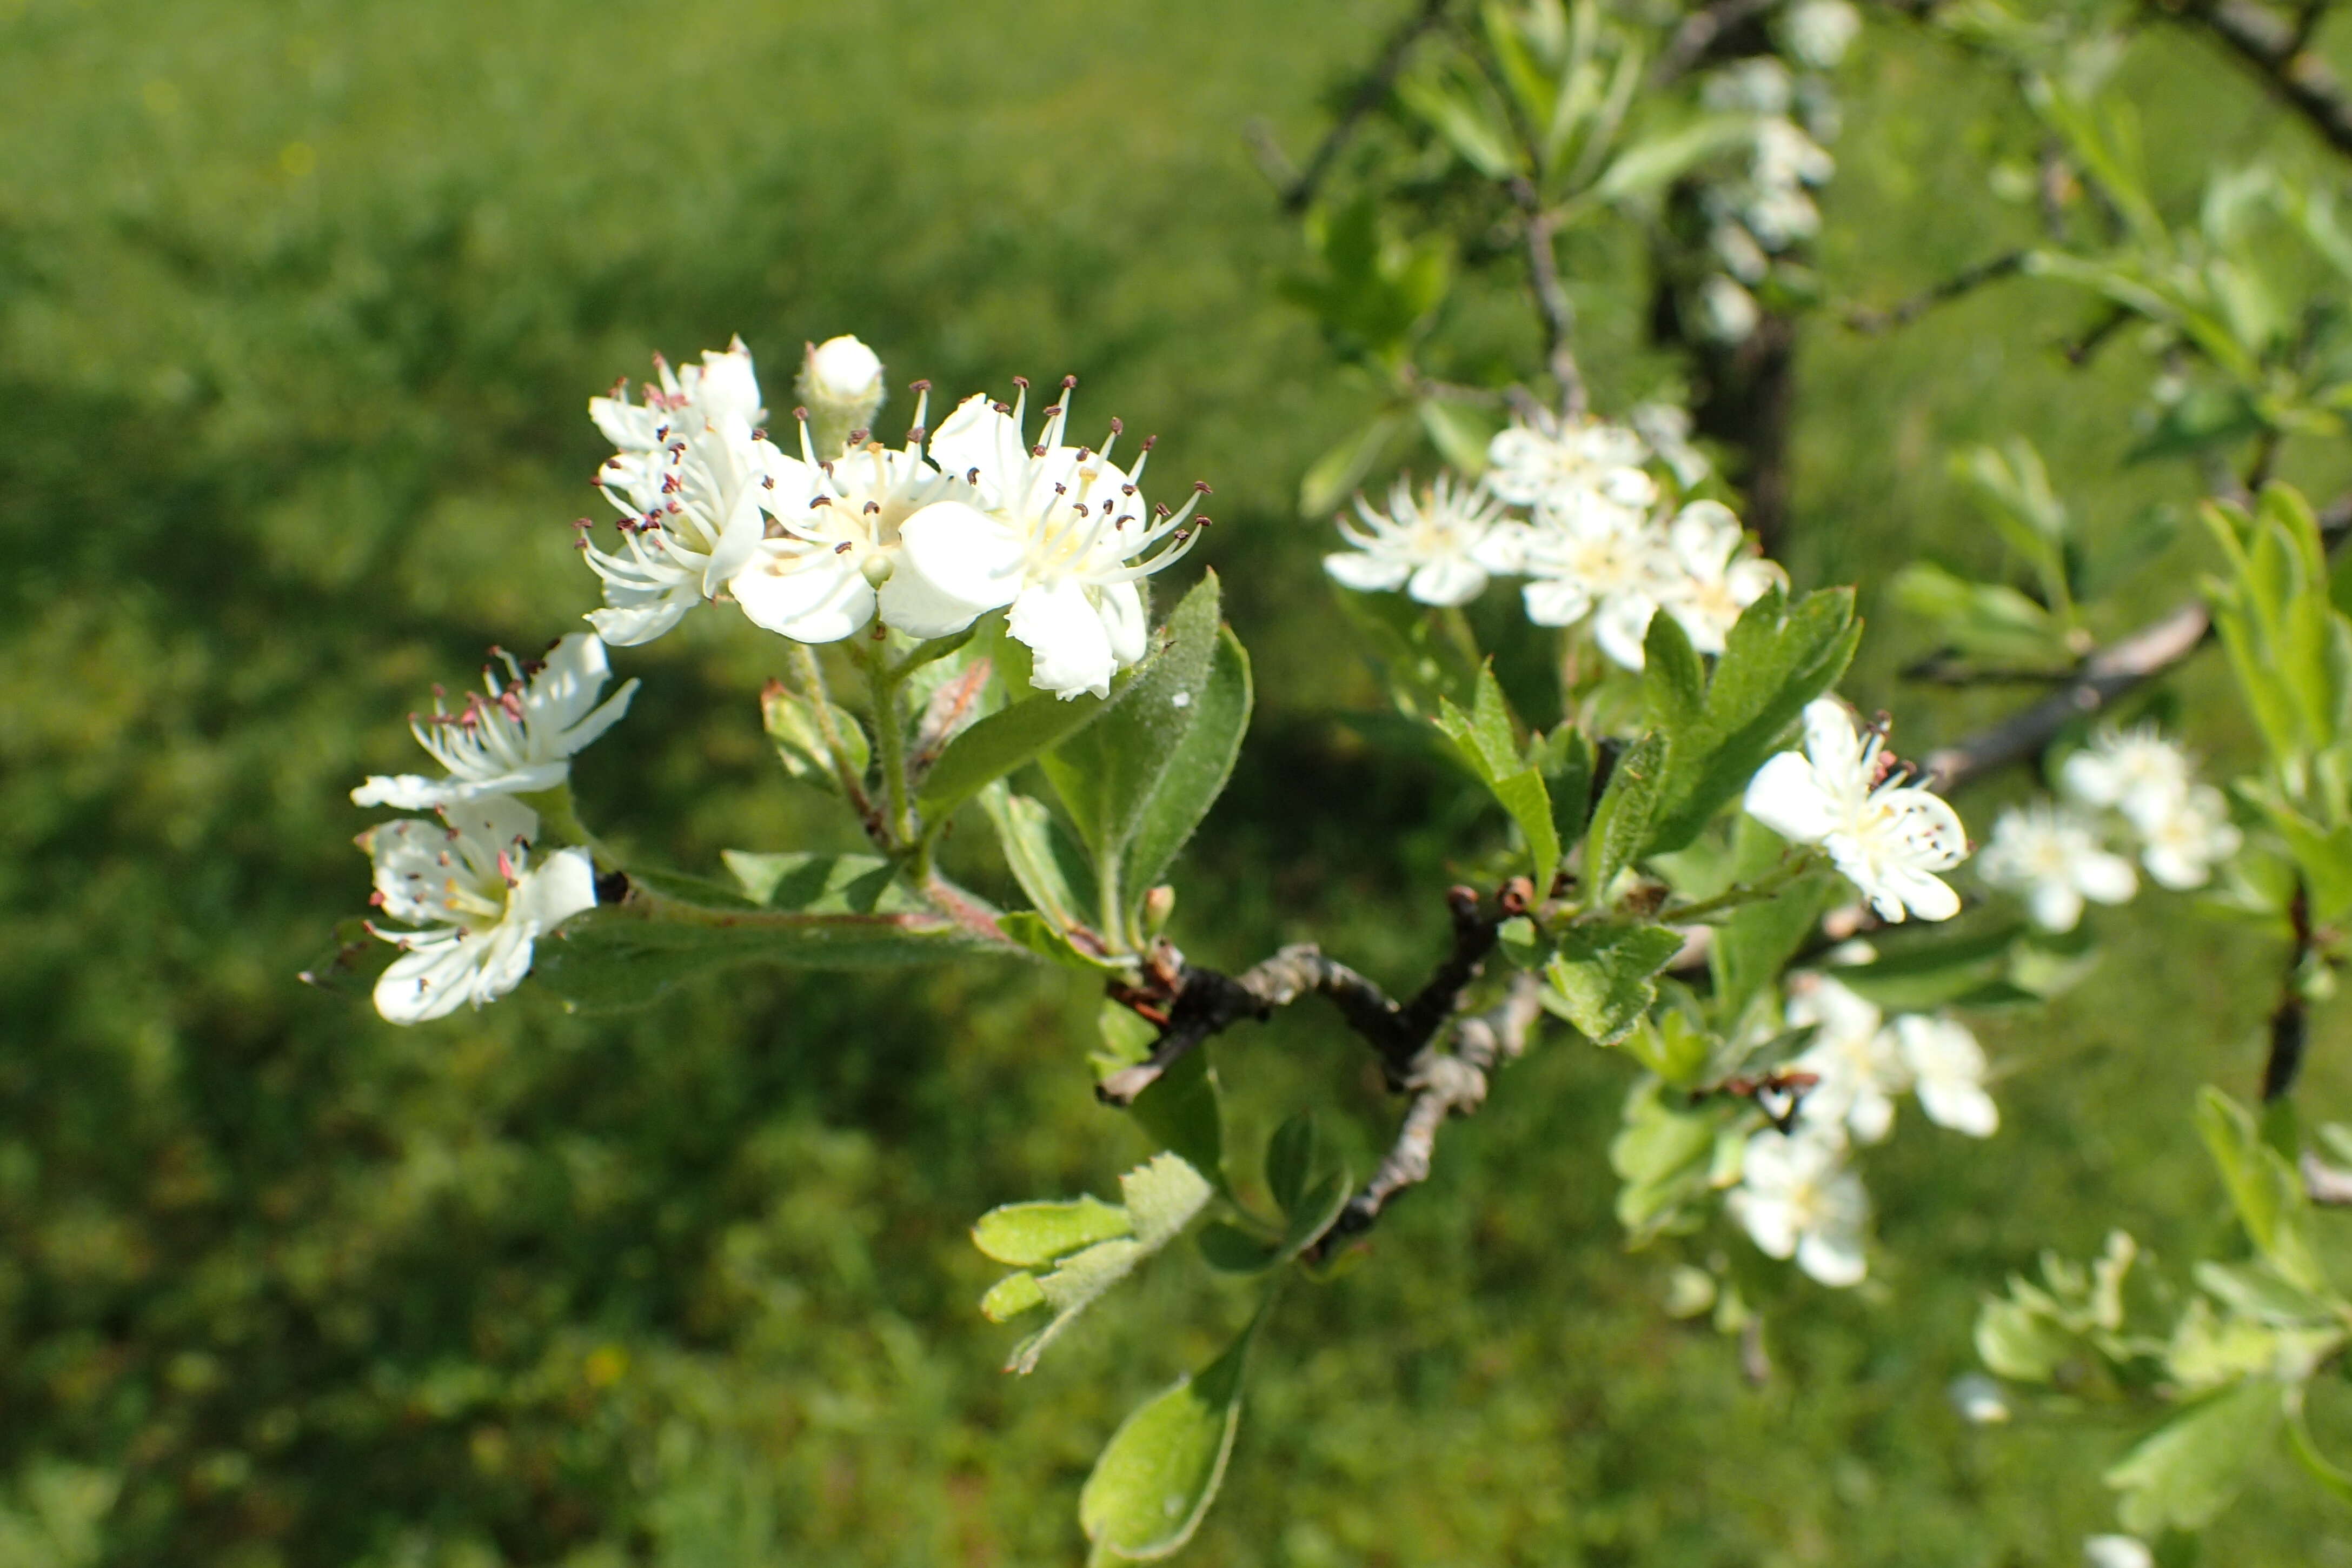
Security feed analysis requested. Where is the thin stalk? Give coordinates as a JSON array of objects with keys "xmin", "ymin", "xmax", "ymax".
[
  {"xmin": 858, "ymin": 635, "xmax": 915, "ymax": 849},
  {"xmin": 789, "ymin": 642, "xmax": 877, "ymax": 821},
  {"xmin": 1659, "ymin": 852, "xmax": 1823, "ymax": 924}
]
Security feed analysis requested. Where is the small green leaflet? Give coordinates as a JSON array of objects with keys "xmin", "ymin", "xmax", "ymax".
[
  {"xmin": 1433, "ymin": 663, "xmax": 1560, "ymax": 880},
  {"xmin": 1544, "ymin": 922, "xmax": 1684, "ymax": 1046},
  {"xmin": 1079, "ymin": 1304, "xmax": 1267, "ymax": 1563}
]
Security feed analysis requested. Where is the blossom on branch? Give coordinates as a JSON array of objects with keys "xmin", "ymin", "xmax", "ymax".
[
  {"xmin": 1483, "ymin": 410, "xmax": 1655, "ymax": 513},
  {"xmin": 1497, "ymin": 491, "xmax": 1666, "ymax": 669},
  {"xmin": 361, "ymin": 794, "xmax": 597, "ymax": 1025},
  {"xmin": 351, "ymin": 635, "xmax": 637, "ymax": 812},
  {"xmin": 2058, "ymin": 725, "xmax": 2194, "ymax": 832},
  {"xmin": 1976, "ymin": 800, "xmax": 2137, "ymax": 933},
  {"xmin": 1786, "ymin": 974, "xmax": 1903, "ymax": 1146},
  {"xmin": 2136, "ymin": 783, "xmax": 2241, "ymax": 891},
  {"xmin": 1730, "ymin": 1128, "xmax": 1869, "ymax": 1286},
  {"xmin": 580, "ymin": 337, "xmax": 783, "ymax": 646},
  {"xmin": 1744, "ymin": 700, "xmax": 1968, "ymax": 922},
  {"xmin": 1657, "ymin": 500, "xmax": 1786, "ymax": 654},
  {"xmin": 889, "ymin": 380, "xmax": 1208, "ymax": 700},
  {"xmin": 1892, "ymin": 1014, "xmax": 1999, "ymax": 1138},
  {"xmin": 1323, "ymin": 473, "xmax": 1515, "ymax": 606}
]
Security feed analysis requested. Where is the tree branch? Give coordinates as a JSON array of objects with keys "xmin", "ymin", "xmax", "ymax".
[
  {"xmin": 1843, "ymin": 250, "xmax": 2029, "ymax": 334},
  {"xmin": 1513, "ymin": 185, "xmax": 1587, "ymax": 416},
  {"xmin": 1272, "ymin": 0, "xmax": 1458, "ymax": 214},
  {"xmin": 2151, "ymin": 0, "xmax": 2352, "ymax": 159},
  {"xmin": 1095, "ymin": 885, "xmax": 1506, "ymax": 1107},
  {"xmin": 2265, "ymin": 879, "xmax": 2314, "ymax": 1101},
  {"xmin": 1306, "ymin": 969, "xmax": 1546, "ymax": 1260}
]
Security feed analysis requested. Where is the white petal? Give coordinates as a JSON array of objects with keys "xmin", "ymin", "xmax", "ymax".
[
  {"xmin": 2028, "ymin": 880, "xmax": 2084, "ymax": 933},
  {"xmin": 898, "ymin": 499, "xmax": 1027, "ymax": 616},
  {"xmin": 732, "ymin": 548, "xmax": 874, "ymax": 643},
  {"xmin": 2075, "ymin": 849, "xmax": 2138, "ymax": 906},
  {"xmin": 564, "ymin": 679, "xmax": 639, "ymax": 755},
  {"xmin": 1883, "ymin": 867, "xmax": 1962, "ymax": 922},
  {"xmin": 1848, "ymin": 1088, "xmax": 1896, "ymax": 1145},
  {"xmin": 469, "ymin": 922, "xmax": 536, "ymax": 1004},
  {"xmin": 587, "ymin": 596, "xmax": 694, "ymax": 647},
  {"xmin": 1009, "ymin": 579, "xmax": 1117, "ymax": 700},
  {"xmin": 1522, "ymin": 579, "xmax": 1595, "ymax": 627},
  {"xmin": 1592, "ymin": 595, "xmax": 1658, "ymax": 670},
  {"xmin": 1745, "ymin": 753, "xmax": 1835, "ymax": 843},
  {"xmin": 878, "ymin": 559, "xmax": 989, "ymax": 639},
  {"xmin": 1407, "ymin": 555, "xmax": 1487, "ymax": 606},
  {"xmin": 516, "ymin": 847, "xmax": 599, "ymax": 931},
  {"xmin": 1796, "ymin": 1227, "xmax": 1868, "ymax": 1287},
  {"xmin": 353, "ymin": 774, "xmax": 455, "ymax": 811},
  {"xmin": 374, "ymin": 936, "xmax": 480, "ymax": 1025},
  {"xmin": 926, "ymin": 394, "xmax": 1021, "ymax": 504},
  {"xmin": 688, "ymin": 338, "xmax": 765, "ymax": 424},
  {"xmin": 1324, "ymin": 551, "xmax": 1414, "ymax": 593},
  {"xmin": 1919, "ymin": 1080, "xmax": 2000, "ymax": 1138},
  {"xmin": 1098, "ymin": 580, "xmax": 1150, "ymax": 668}
]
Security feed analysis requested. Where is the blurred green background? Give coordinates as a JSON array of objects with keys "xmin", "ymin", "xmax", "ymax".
[{"xmin": 7, "ymin": 0, "xmax": 2352, "ymax": 1562}]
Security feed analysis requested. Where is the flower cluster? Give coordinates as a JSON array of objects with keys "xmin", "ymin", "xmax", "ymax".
[
  {"xmin": 1745, "ymin": 698, "xmax": 1970, "ymax": 923},
  {"xmin": 1730, "ymin": 972, "xmax": 1998, "ymax": 1286},
  {"xmin": 1689, "ymin": 8, "xmax": 1856, "ymax": 342},
  {"xmin": 1976, "ymin": 725, "xmax": 2241, "ymax": 931},
  {"xmin": 1321, "ymin": 409, "xmax": 1782, "ymax": 670},
  {"xmin": 580, "ymin": 338, "xmax": 1208, "ymax": 700},
  {"xmin": 350, "ymin": 635, "xmax": 630, "ymax": 1022}
]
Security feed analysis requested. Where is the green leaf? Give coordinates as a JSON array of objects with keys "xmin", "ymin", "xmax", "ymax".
[
  {"xmin": 1197, "ymin": 1221, "xmax": 1282, "ymax": 1275},
  {"xmin": 1609, "ymin": 1080, "xmax": 1725, "ymax": 1244},
  {"xmin": 1128, "ymin": 1048, "xmax": 1224, "ymax": 1187},
  {"xmin": 1584, "ymin": 732, "xmax": 1667, "ymax": 895},
  {"xmin": 916, "ymin": 673, "xmax": 1121, "ymax": 833},
  {"xmin": 1588, "ymin": 114, "xmax": 1754, "ymax": 205},
  {"xmin": 984, "ymin": 1153, "xmax": 1215, "ymax": 1375},
  {"xmin": 2196, "ymin": 1087, "xmax": 2327, "ymax": 1293},
  {"xmin": 2202, "ymin": 486, "xmax": 2345, "ymax": 772},
  {"xmin": 721, "ymin": 851, "xmax": 914, "ymax": 914},
  {"xmin": 1975, "ymin": 1293, "xmax": 2077, "ymax": 1383},
  {"xmin": 1430, "ymin": 669, "xmax": 1561, "ymax": 878},
  {"xmin": 1709, "ymin": 816, "xmax": 1838, "ymax": 1025},
  {"xmin": 1397, "ymin": 63, "xmax": 1521, "ymax": 178},
  {"xmin": 1265, "ymin": 1112, "xmax": 1318, "ymax": 1217},
  {"xmin": 1416, "ymin": 396, "xmax": 1497, "ymax": 475},
  {"xmin": 1645, "ymin": 587, "xmax": 1861, "ymax": 856},
  {"xmin": 1299, "ymin": 412, "xmax": 1410, "ymax": 519},
  {"xmin": 1045, "ymin": 575, "xmax": 1222, "ymax": 863},
  {"xmin": 979, "ymin": 1270, "xmax": 1047, "ymax": 1322},
  {"xmin": 2106, "ymin": 1378, "xmax": 2282, "ymax": 1536},
  {"xmin": 1621, "ymin": 1011, "xmax": 1711, "ymax": 1088},
  {"xmin": 1332, "ymin": 587, "xmax": 1481, "ymax": 721},
  {"xmin": 1079, "ymin": 1308, "xmax": 1266, "ymax": 1562},
  {"xmin": 760, "ymin": 680, "xmax": 868, "ymax": 792},
  {"xmin": 534, "ymin": 891, "xmax": 1009, "ymax": 1013},
  {"xmin": 1531, "ymin": 725, "xmax": 1594, "ymax": 844},
  {"xmin": 1824, "ymin": 921, "xmax": 2028, "ymax": 1012},
  {"xmin": 979, "ymin": 784, "xmax": 1099, "ymax": 935},
  {"xmin": 1545, "ymin": 922, "xmax": 1684, "ymax": 1046},
  {"xmin": 997, "ymin": 911, "xmax": 1129, "ymax": 973},
  {"xmin": 1121, "ymin": 625, "xmax": 1254, "ymax": 909},
  {"xmin": 1891, "ymin": 562, "xmax": 2076, "ymax": 672},
  {"xmin": 972, "ymin": 1197, "xmax": 1134, "ymax": 1267},
  {"xmin": 1641, "ymin": 610, "xmax": 1705, "ymax": 733}
]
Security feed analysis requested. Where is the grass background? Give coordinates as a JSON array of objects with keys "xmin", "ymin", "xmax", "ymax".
[{"xmin": 5, "ymin": 0, "xmax": 2352, "ymax": 1562}]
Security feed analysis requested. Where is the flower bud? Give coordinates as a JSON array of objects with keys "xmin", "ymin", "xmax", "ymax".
[
  {"xmin": 1140, "ymin": 884, "xmax": 1177, "ymax": 939},
  {"xmin": 859, "ymin": 549, "xmax": 895, "ymax": 588},
  {"xmin": 797, "ymin": 335, "xmax": 886, "ymax": 459}
]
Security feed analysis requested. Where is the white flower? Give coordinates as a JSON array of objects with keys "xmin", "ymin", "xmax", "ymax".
[
  {"xmin": 730, "ymin": 390, "xmax": 990, "ymax": 643},
  {"xmin": 1893, "ymin": 1014, "xmax": 1999, "ymax": 1137},
  {"xmin": 363, "ymin": 794, "xmax": 597, "ymax": 1025},
  {"xmin": 1657, "ymin": 500, "xmax": 1785, "ymax": 654},
  {"xmin": 1787, "ymin": 975, "xmax": 1904, "ymax": 1145},
  {"xmin": 800, "ymin": 334, "xmax": 883, "ymax": 410},
  {"xmin": 1704, "ymin": 57, "xmax": 1795, "ymax": 116},
  {"xmin": 1784, "ymin": 0, "xmax": 1862, "ymax": 69},
  {"xmin": 2138, "ymin": 782, "xmax": 2241, "ymax": 891},
  {"xmin": 2058, "ymin": 725, "xmax": 2193, "ymax": 832},
  {"xmin": 1755, "ymin": 118, "xmax": 1836, "ymax": 191},
  {"xmin": 1711, "ymin": 219, "xmax": 1772, "ymax": 283},
  {"xmin": 1948, "ymin": 1371, "xmax": 2011, "ymax": 1425},
  {"xmin": 2083, "ymin": 1537, "xmax": 2155, "ymax": 1568},
  {"xmin": 580, "ymin": 338, "xmax": 782, "ymax": 646},
  {"xmin": 888, "ymin": 379, "xmax": 1206, "ymax": 700},
  {"xmin": 1730, "ymin": 1128, "xmax": 1869, "ymax": 1286},
  {"xmin": 1745, "ymin": 699, "xmax": 1970, "ymax": 922},
  {"xmin": 1629, "ymin": 402, "xmax": 1712, "ymax": 487},
  {"xmin": 1697, "ymin": 275, "xmax": 1762, "ymax": 343},
  {"xmin": 1976, "ymin": 800, "xmax": 2137, "ymax": 932},
  {"xmin": 1324, "ymin": 473, "xmax": 1513, "ymax": 606},
  {"xmin": 352, "ymin": 635, "xmax": 638, "ymax": 811},
  {"xmin": 1499, "ymin": 492, "xmax": 1669, "ymax": 670},
  {"xmin": 1484, "ymin": 411, "xmax": 1656, "ymax": 511}
]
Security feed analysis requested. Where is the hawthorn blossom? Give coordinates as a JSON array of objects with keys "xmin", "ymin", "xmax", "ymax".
[
  {"xmin": 1745, "ymin": 699, "xmax": 1969, "ymax": 922},
  {"xmin": 1786, "ymin": 974, "xmax": 1903, "ymax": 1145},
  {"xmin": 362, "ymin": 794, "xmax": 597, "ymax": 1025},
  {"xmin": 2083, "ymin": 1538, "xmax": 2155, "ymax": 1568},
  {"xmin": 730, "ymin": 390, "xmax": 989, "ymax": 643},
  {"xmin": 1499, "ymin": 493, "xmax": 1668, "ymax": 669},
  {"xmin": 1730, "ymin": 1128, "xmax": 1869, "ymax": 1286},
  {"xmin": 1976, "ymin": 800, "xmax": 2137, "ymax": 933},
  {"xmin": 580, "ymin": 338, "xmax": 781, "ymax": 646},
  {"xmin": 1893, "ymin": 1014, "xmax": 1999, "ymax": 1137},
  {"xmin": 2058, "ymin": 726, "xmax": 2193, "ymax": 831},
  {"xmin": 2137, "ymin": 783, "xmax": 2241, "ymax": 891},
  {"xmin": 888, "ymin": 380, "xmax": 1207, "ymax": 700},
  {"xmin": 1656, "ymin": 500, "xmax": 1785, "ymax": 654},
  {"xmin": 1483, "ymin": 411, "xmax": 1655, "ymax": 511},
  {"xmin": 352, "ymin": 635, "xmax": 637, "ymax": 811},
  {"xmin": 1323, "ymin": 473, "xmax": 1514, "ymax": 606},
  {"xmin": 1630, "ymin": 402, "xmax": 1712, "ymax": 488},
  {"xmin": 1784, "ymin": 0, "xmax": 1862, "ymax": 69}
]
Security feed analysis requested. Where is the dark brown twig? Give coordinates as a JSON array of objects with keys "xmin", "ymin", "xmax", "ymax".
[
  {"xmin": 1511, "ymin": 181, "xmax": 1587, "ymax": 416},
  {"xmin": 2151, "ymin": 0, "xmax": 2352, "ymax": 159},
  {"xmin": 1275, "ymin": 0, "xmax": 1458, "ymax": 214},
  {"xmin": 1306, "ymin": 969, "xmax": 1546, "ymax": 1260},
  {"xmin": 1843, "ymin": 250, "xmax": 2029, "ymax": 334},
  {"xmin": 2265, "ymin": 880, "xmax": 2313, "ymax": 1101},
  {"xmin": 1095, "ymin": 886, "xmax": 1505, "ymax": 1107}
]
